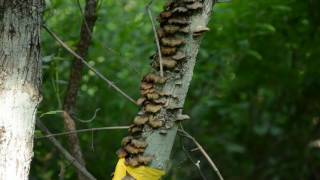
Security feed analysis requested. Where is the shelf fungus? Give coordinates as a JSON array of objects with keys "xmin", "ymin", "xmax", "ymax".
[
  {"xmin": 153, "ymin": 97, "xmax": 167, "ymax": 105},
  {"xmin": 140, "ymin": 82, "xmax": 154, "ymax": 90},
  {"xmin": 124, "ymin": 144, "xmax": 142, "ymax": 154},
  {"xmin": 161, "ymin": 46, "xmax": 177, "ymax": 55},
  {"xmin": 131, "ymin": 139, "xmax": 148, "ymax": 149},
  {"xmin": 128, "ymin": 125, "xmax": 143, "ymax": 134},
  {"xmin": 116, "ymin": 148, "xmax": 128, "ymax": 158},
  {"xmin": 148, "ymin": 117, "xmax": 164, "ymax": 128},
  {"xmin": 193, "ymin": 26, "xmax": 210, "ymax": 37},
  {"xmin": 137, "ymin": 155, "xmax": 153, "ymax": 165},
  {"xmin": 162, "ymin": 58, "xmax": 178, "ymax": 69},
  {"xmin": 186, "ymin": 1, "xmax": 203, "ymax": 10},
  {"xmin": 141, "ymin": 88, "xmax": 156, "ymax": 96},
  {"xmin": 143, "ymin": 73, "xmax": 167, "ymax": 84},
  {"xmin": 144, "ymin": 103, "xmax": 162, "ymax": 113},
  {"xmin": 163, "ymin": 24, "xmax": 180, "ymax": 34},
  {"xmin": 182, "ymin": 0, "xmax": 198, "ymax": 3},
  {"xmin": 172, "ymin": 51, "xmax": 187, "ymax": 61},
  {"xmin": 168, "ymin": 17, "xmax": 190, "ymax": 26},
  {"xmin": 176, "ymin": 114, "xmax": 191, "ymax": 121},
  {"xmin": 160, "ymin": 129, "xmax": 168, "ymax": 135},
  {"xmin": 125, "ymin": 157, "xmax": 140, "ymax": 167},
  {"xmin": 136, "ymin": 97, "xmax": 146, "ymax": 106},
  {"xmin": 161, "ymin": 37, "xmax": 185, "ymax": 47},
  {"xmin": 133, "ymin": 115, "xmax": 149, "ymax": 125},
  {"xmin": 146, "ymin": 92, "xmax": 161, "ymax": 100},
  {"xmin": 160, "ymin": 11, "xmax": 172, "ymax": 19},
  {"xmin": 157, "ymin": 28, "xmax": 165, "ymax": 39},
  {"xmin": 125, "ymin": 155, "xmax": 153, "ymax": 167},
  {"xmin": 121, "ymin": 136, "xmax": 133, "ymax": 146},
  {"xmin": 154, "ymin": 57, "xmax": 178, "ymax": 69},
  {"xmin": 172, "ymin": 6, "xmax": 189, "ymax": 14}
]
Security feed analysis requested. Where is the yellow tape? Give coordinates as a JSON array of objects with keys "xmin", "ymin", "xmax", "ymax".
[{"xmin": 113, "ymin": 158, "xmax": 165, "ymax": 180}]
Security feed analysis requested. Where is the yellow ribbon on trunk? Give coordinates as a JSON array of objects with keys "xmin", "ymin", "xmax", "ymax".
[{"xmin": 113, "ymin": 158, "xmax": 165, "ymax": 180}]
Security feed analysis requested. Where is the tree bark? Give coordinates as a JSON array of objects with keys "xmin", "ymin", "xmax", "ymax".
[
  {"xmin": 116, "ymin": 0, "xmax": 215, "ymax": 175},
  {"xmin": 0, "ymin": 0, "xmax": 43, "ymax": 179},
  {"xmin": 62, "ymin": 0, "xmax": 97, "ymax": 179},
  {"xmin": 143, "ymin": 0, "xmax": 214, "ymax": 170}
]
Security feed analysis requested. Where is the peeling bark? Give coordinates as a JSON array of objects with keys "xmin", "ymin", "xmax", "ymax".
[{"xmin": 0, "ymin": 0, "xmax": 43, "ymax": 179}]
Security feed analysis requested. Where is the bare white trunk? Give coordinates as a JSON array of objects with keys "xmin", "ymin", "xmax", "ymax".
[
  {"xmin": 0, "ymin": 91, "xmax": 38, "ymax": 179},
  {"xmin": 0, "ymin": 0, "xmax": 43, "ymax": 179}
]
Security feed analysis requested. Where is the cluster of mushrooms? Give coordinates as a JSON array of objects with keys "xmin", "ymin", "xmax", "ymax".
[{"xmin": 116, "ymin": 0, "xmax": 209, "ymax": 168}]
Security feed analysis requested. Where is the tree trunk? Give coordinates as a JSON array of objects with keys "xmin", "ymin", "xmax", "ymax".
[
  {"xmin": 143, "ymin": 0, "xmax": 214, "ymax": 170},
  {"xmin": 116, "ymin": 0, "xmax": 215, "ymax": 176},
  {"xmin": 0, "ymin": 0, "xmax": 43, "ymax": 179},
  {"xmin": 63, "ymin": 0, "xmax": 97, "ymax": 179}
]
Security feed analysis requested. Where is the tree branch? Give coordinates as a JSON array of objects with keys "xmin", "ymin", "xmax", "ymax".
[
  {"xmin": 146, "ymin": 1, "xmax": 164, "ymax": 77},
  {"xmin": 42, "ymin": 26, "xmax": 137, "ymax": 105},
  {"xmin": 178, "ymin": 128, "xmax": 224, "ymax": 180},
  {"xmin": 180, "ymin": 135, "xmax": 208, "ymax": 180},
  {"xmin": 36, "ymin": 125, "xmax": 129, "ymax": 139},
  {"xmin": 35, "ymin": 120, "xmax": 97, "ymax": 180}
]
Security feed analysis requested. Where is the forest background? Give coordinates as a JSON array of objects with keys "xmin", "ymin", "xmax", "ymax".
[{"xmin": 32, "ymin": 0, "xmax": 320, "ymax": 179}]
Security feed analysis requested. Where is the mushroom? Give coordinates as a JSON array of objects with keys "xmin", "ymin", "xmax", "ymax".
[
  {"xmin": 140, "ymin": 82, "xmax": 153, "ymax": 90},
  {"xmin": 172, "ymin": 51, "xmax": 186, "ymax": 61},
  {"xmin": 161, "ymin": 46, "xmax": 177, "ymax": 55},
  {"xmin": 133, "ymin": 115, "xmax": 149, "ymax": 125},
  {"xmin": 136, "ymin": 97, "xmax": 146, "ymax": 106},
  {"xmin": 116, "ymin": 148, "xmax": 128, "ymax": 158},
  {"xmin": 163, "ymin": 24, "xmax": 180, "ymax": 34},
  {"xmin": 146, "ymin": 92, "xmax": 160, "ymax": 100},
  {"xmin": 172, "ymin": 6, "xmax": 189, "ymax": 14},
  {"xmin": 160, "ymin": 11, "xmax": 172, "ymax": 19},
  {"xmin": 124, "ymin": 144, "xmax": 141, "ymax": 154},
  {"xmin": 161, "ymin": 37, "xmax": 185, "ymax": 47},
  {"xmin": 176, "ymin": 114, "xmax": 190, "ymax": 121},
  {"xmin": 137, "ymin": 155, "xmax": 153, "ymax": 165},
  {"xmin": 121, "ymin": 136, "xmax": 133, "ymax": 146},
  {"xmin": 148, "ymin": 117, "xmax": 163, "ymax": 128},
  {"xmin": 125, "ymin": 157, "xmax": 140, "ymax": 167},
  {"xmin": 144, "ymin": 104, "xmax": 162, "ymax": 113},
  {"xmin": 143, "ymin": 73, "xmax": 167, "ymax": 84},
  {"xmin": 168, "ymin": 17, "xmax": 190, "ymax": 26},
  {"xmin": 128, "ymin": 125, "xmax": 143, "ymax": 134},
  {"xmin": 131, "ymin": 139, "xmax": 148, "ymax": 148},
  {"xmin": 186, "ymin": 2, "xmax": 203, "ymax": 10}
]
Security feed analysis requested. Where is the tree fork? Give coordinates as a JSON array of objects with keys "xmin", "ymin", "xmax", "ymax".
[
  {"xmin": 116, "ymin": 0, "xmax": 215, "ymax": 176},
  {"xmin": 62, "ymin": 0, "xmax": 98, "ymax": 179}
]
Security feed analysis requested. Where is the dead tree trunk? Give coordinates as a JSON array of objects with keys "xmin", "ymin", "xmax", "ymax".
[
  {"xmin": 63, "ymin": 0, "xmax": 97, "ymax": 179},
  {"xmin": 0, "ymin": 0, "xmax": 43, "ymax": 179},
  {"xmin": 116, "ymin": 0, "xmax": 214, "ymax": 177}
]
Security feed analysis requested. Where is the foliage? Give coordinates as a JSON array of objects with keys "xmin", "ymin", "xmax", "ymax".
[{"xmin": 31, "ymin": 0, "xmax": 320, "ymax": 179}]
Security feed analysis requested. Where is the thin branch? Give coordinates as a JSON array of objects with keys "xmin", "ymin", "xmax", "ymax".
[
  {"xmin": 76, "ymin": 0, "xmax": 125, "ymax": 65},
  {"xmin": 178, "ymin": 127, "xmax": 224, "ymax": 180},
  {"xmin": 36, "ymin": 125, "xmax": 129, "ymax": 139},
  {"xmin": 146, "ymin": 1, "xmax": 164, "ymax": 77},
  {"xmin": 43, "ymin": 25, "xmax": 138, "ymax": 105},
  {"xmin": 180, "ymin": 135, "xmax": 208, "ymax": 180},
  {"xmin": 73, "ymin": 108, "xmax": 100, "ymax": 123},
  {"xmin": 35, "ymin": 120, "xmax": 97, "ymax": 180}
]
